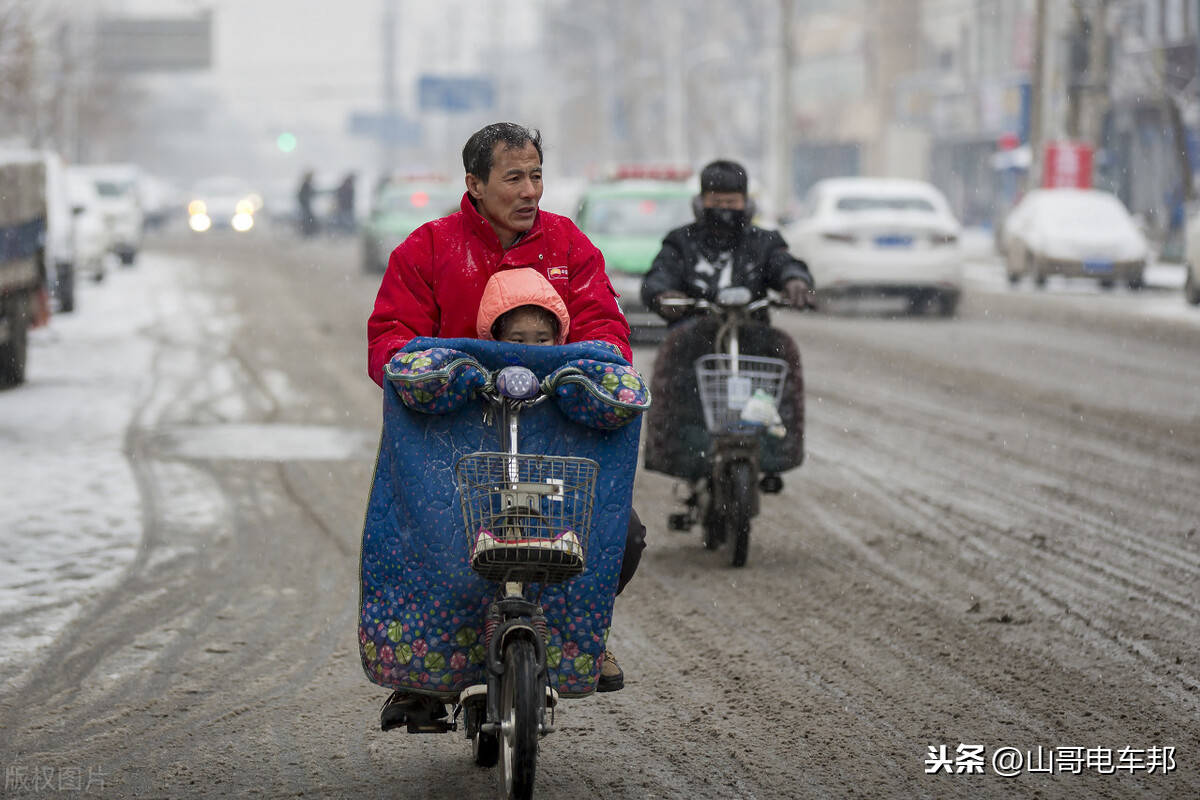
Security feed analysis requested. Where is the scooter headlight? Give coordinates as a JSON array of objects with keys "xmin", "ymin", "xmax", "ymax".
[{"xmin": 495, "ymin": 366, "xmax": 540, "ymax": 400}]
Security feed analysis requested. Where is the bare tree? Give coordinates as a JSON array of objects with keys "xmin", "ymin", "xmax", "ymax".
[
  {"xmin": 0, "ymin": 0, "xmax": 137, "ymax": 159},
  {"xmin": 0, "ymin": 1, "xmax": 38, "ymax": 142}
]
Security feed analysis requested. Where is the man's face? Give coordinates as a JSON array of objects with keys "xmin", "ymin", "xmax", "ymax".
[
  {"xmin": 701, "ymin": 191, "xmax": 747, "ymax": 210},
  {"xmin": 466, "ymin": 142, "xmax": 543, "ymax": 246}
]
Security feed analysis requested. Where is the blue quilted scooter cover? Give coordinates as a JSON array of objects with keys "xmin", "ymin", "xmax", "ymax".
[{"xmin": 359, "ymin": 338, "xmax": 642, "ymax": 699}]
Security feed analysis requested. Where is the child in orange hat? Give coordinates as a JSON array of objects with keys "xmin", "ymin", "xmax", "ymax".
[
  {"xmin": 476, "ymin": 267, "xmax": 570, "ymax": 345},
  {"xmin": 477, "ymin": 268, "xmax": 640, "ymax": 692}
]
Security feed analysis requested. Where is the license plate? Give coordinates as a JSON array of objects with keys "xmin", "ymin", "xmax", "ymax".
[
  {"xmin": 727, "ymin": 376, "xmax": 752, "ymax": 409},
  {"xmin": 1083, "ymin": 259, "xmax": 1113, "ymax": 274},
  {"xmin": 874, "ymin": 234, "xmax": 913, "ymax": 248}
]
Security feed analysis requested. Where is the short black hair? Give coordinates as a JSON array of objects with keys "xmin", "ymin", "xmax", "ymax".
[
  {"xmin": 462, "ymin": 123, "xmax": 543, "ymax": 182},
  {"xmin": 700, "ymin": 159, "xmax": 748, "ymax": 195},
  {"xmin": 492, "ymin": 304, "xmax": 560, "ymax": 341}
]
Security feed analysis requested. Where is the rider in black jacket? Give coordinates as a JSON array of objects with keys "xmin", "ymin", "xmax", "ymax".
[
  {"xmin": 640, "ymin": 159, "xmax": 814, "ymax": 319},
  {"xmin": 639, "ymin": 159, "xmax": 813, "ymax": 483}
]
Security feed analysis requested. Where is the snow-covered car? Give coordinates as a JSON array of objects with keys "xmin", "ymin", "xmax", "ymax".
[
  {"xmin": 139, "ymin": 173, "xmax": 182, "ymax": 231},
  {"xmin": 64, "ymin": 168, "xmax": 110, "ymax": 284},
  {"xmin": 1183, "ymin": 204, "xmax": 1200, "ymax": 306},
  {"xmin": 185, "ymin": 176, "xmax": 262, "ymax": 234},
  {"xmin": 782, "ymin": 177, "xmax": 963, "ymax": 316},
  {"xmin": 1000, "ymin": 188, "xmax": 1148, "ymax": 290},
  {"xmin": 75, "ymin": 164, "xmax": 144, "ymax": 265},
  {"xmin": 40, "ymin": 151, "xmax": 77, "ymax": 311}
]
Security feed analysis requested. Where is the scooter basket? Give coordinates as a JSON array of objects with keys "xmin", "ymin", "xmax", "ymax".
[
  {"xmin": 694, "ymin": 353, "xmax": 789, "ymax": 434},
  {"xmin": 455, "ymin": 452, "xmax": 599, "ymax": 584}
]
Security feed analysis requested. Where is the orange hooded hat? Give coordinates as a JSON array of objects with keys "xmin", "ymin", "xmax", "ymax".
[{"xmin": 476, "ymin": 268, "xmax": 571, "ymax": 344}]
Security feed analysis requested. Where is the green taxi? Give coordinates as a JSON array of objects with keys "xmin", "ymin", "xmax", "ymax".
[
  {"xmin": 575, "ymin": 177, "xmax": 696, "ymax": 339},
  {"xmin": 360, "ymin": 179, "xmax": 462, "ymax": 273}
]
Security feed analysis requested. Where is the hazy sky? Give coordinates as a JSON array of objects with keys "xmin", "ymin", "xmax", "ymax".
[{"xmin": 105, "ymin": 0, "xmax": 545, "ymax": 190}]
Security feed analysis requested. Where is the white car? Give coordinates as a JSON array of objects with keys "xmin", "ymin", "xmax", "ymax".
[
  {"xmin": 74, "ymin": 164, "xmax": 144, "ymax": 265},
  {"xmin": 185, "ymin": 176, "xmax": 262, "ymax": 234},
  {"xmin": 1182, "ymin": 205, "xmax": 1200, "ymax": 306},
  {"xmin": 782, "ymin": 177, "xmax": 963, "ymax": 316},
  {"xmin": 1000, "ymin": 188, "xmax": 1148, "ymax": 289},
  {"xmin": 64, "ymin": 169, "xmax": 111, "ymax": 283}
]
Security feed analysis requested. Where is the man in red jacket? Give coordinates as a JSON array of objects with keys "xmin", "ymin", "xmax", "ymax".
[
  {"xmin": 369, "ymin": 123, "xmax": 641, "ymax": 729},
  {"xmin": 367, "ymin": 122, "xmax": 632, "ymax": 386}
]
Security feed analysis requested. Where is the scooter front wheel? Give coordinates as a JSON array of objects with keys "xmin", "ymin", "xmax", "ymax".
[
  {"xmin": 701, "ymin": 482, "xmax": 724, "ymax": 550},
  {"xmin": 726, "ymin": 462, "xmax": 755, "ymax": 567},
  {"xmin": 499, "ymin": 638, "xmax": 541, "ymax": 800}
]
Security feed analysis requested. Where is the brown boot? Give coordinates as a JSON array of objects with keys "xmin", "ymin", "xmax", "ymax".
[{"xmin": 597, "ymin": 648, "xmax": 624, "ymax": 692}]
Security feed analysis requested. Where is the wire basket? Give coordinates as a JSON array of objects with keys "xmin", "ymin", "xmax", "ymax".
[
  {"xmin": 455, "ymin": 452, "xmax": 600, "ymax": 584},
  {"xmin": 694, "ymin": 353, "xmax": 789, "ymax": 434}
]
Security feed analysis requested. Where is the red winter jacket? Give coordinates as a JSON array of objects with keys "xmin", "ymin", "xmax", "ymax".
[{"xmin": 367, "ymin": 193, "xmax": 631, "ymax": 386}]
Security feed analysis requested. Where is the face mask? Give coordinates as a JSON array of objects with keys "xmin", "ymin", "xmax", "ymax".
[{"xmin": 701, "ymin": 207, "xmax": 748, "ymax": 240}]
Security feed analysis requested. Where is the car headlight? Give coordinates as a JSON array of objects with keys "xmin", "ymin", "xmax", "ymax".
[{"xmin": 189, "ymin": 213, "xmax": 212, "ymax": 232}]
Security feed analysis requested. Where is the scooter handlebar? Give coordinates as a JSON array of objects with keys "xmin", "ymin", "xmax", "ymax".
[{"xmin": 656, "ymin": 295, "xmax": 796, "ymax": 313}]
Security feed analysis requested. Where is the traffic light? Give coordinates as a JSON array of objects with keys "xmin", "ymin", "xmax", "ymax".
[{"xmin": 276, "ymin": 132, "xmax": 297, "ymax": 153}]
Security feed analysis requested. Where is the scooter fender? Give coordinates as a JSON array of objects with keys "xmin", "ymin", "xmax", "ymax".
[
  {"xmin": 486, "ymin": 619, "xmax": 548, "ymax": 677},
  {"xmin": 485, "ymin": 619, "xmax": 548, "ymax": 724},
  {"xmin": 712, "ymin": 434, "xmax": 762, "ymax": 517}
]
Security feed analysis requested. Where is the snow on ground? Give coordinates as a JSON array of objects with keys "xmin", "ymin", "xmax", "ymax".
[{"xmin": 0, "ymin": 253, "xmax": 228, "ymax": 668}]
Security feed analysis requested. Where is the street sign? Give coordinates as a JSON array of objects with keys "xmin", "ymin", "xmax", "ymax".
[
  {"xmin": 418, "ymin": 75, "xmax": 494, "ymax": 113},
  {"xmin": 347, "ymin": 112, "xmax": 422, "ymax": 145},
  {"xmin": 1042, "ymin": 141, "xmax": 1093, "ymax": 189},
  {"xmin": 96, "ymin": 15, "xmax": 212, "ymax": 72}
]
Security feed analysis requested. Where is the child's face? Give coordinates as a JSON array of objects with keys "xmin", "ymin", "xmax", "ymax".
[{"xmin": 498, "ymin": 308, "xmax": 557, "ymax": 345}]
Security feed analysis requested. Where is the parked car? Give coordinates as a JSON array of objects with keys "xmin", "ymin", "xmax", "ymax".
[
  {"xmin": 360, "ymin": 177, "xmax": 460, "ymax": 273},
  {"xmin": 64, "ymin": 169, "xmax": 111, "ymax": 283},
  {"xmin": 1182, "ymin": 204, "xmax": 1200, "ymax": 306},
  {"xmin": 0, "ymin": 148, "xmax": 80, "ymax": 311},
  {"xmin": 575, "ymin": 173, "xmax": 696, "ymax": 338},
  {"xmin": 186, "ymin": 176, "xmax": 262, "ymax": 234},
  {"xmin": 1000, "ymin": 188, "xmax": 1148, "ymax": 290},
  {"xmin": 782, "ymin": 177, "xmax": 963, "ymax": 315},
  {"xmin": 75, "ymin": 163, "xmax": 144, "ymax": 265},
  {"xmin": 39, "ymin": 151, "xmax": 77, "ymax": 311},
  {"xmin": 0, "ymin": 150, "xmax": 46, "ymax": 387},
  {"xmin": 139, "ymin": 173, "xmax": 182, "ymax": 231}
]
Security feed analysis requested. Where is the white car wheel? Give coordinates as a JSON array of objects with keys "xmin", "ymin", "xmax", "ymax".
[{"xmin": 1185, "ymin": 265, "xmax": 1200, "ymax": 305}]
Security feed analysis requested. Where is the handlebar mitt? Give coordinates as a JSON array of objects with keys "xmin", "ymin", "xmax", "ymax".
[
  {"xmin": 544, "ymin": 360, "xmax": 651, "ymax": 430},
  {"xmin": 384, "ymin": 347, "xmax": 487, "ymax": 415}
]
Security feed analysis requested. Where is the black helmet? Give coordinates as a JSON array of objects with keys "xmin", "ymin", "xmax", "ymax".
[{"xmin": 699, "ymin": 160, "xmax": 748, "ymax": 195}]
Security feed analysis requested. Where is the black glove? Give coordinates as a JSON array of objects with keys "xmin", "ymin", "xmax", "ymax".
[{"xmin": 783, "ymin": 279, "xmax": 816, "ymax": 309}]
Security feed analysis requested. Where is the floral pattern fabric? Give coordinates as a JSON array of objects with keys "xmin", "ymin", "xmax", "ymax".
[
  {"xmin": 385, "ymin": 347, "xmax": 487, "ymax": 415},
  {"xmin": 360, "ymin": 337, "xmax": 642, "ymax": 699},
  {"xmin": 545, "ymin": 360, "xmax": 651, "ymax": 430}
]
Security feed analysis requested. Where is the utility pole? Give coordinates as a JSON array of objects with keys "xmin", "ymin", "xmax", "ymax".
[
  {"xmin": 1082, "ymin": 0, "xmax": 1110, "ymax": 150},
  {"xmin": 1028, "ymin": 0, "xmax": 1046, "ymax": 189},
  {"xmin": 1065, "ymin": 1, "xmax": 1110, "ymax": 147},
  {"xmin": 663, "ymin": 3, "xmax": 686, "ymax": 163},
  {"xmin": 380, "ymin": 0, "xmax": 398, "ymax": 174},
  {"xmin": 768, "ymin": 0, "xmax": 794, "ymax": 223}
]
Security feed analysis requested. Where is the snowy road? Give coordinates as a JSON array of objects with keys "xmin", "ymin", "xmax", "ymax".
[{"xmin": 1, "ymin": 232, "xmax": 1198, "ymax": 799}]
